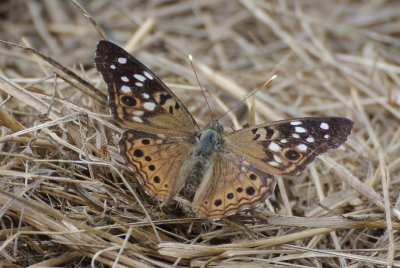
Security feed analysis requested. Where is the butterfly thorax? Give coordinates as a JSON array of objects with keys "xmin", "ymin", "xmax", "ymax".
[
  {"xmin": 181, "ymin": 122, "xmax": 224, "ymax": 200},
  {"xmin": 194, "ymin": 122, "xmax": 223, "ymax": 157}
]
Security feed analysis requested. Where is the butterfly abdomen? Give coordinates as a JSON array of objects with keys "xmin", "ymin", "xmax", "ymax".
[
  {"xmin": 180, "ymin": 125, "xmax": 223, "ymax": 200},
  {"xmin": 181, "ymin": 156, "xmax": 209, "ymax": 200}
]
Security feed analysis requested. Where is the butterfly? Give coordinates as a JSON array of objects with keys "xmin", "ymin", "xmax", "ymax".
[{"xmin": 95, "ymin": 40, "xmax": 354, "ymax": 220}]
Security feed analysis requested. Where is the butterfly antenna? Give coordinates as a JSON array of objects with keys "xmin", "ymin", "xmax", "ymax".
[
  {"xmin": 189, "ymin": 55, "xmax": 214, "ymax": 121},
  {"xmin": 216, "ymin": 74, "xmax": 277, "ymax": 122}
]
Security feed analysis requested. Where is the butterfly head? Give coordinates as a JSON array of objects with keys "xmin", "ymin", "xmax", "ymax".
[
  {"xmin": 195, "ymin": 121, "xmax": 224, "ymax": 157},
  {"xmin": 203, "ymin": 120, "xmax": 224, "ymax": 134}
]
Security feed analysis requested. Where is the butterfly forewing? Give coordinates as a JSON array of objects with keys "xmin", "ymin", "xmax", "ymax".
[
  {"xmin": 95, "ymin": 40, "xmax": 199, "ymax": 136},
  {"xmin": 224, "ymin": 117, "xmax": 353, "ymax": 176}
]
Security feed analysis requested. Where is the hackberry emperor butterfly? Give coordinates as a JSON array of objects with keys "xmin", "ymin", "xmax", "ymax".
[{"xmin": 95, "ymin": 40, "xmax": 353, "ymax": 220}]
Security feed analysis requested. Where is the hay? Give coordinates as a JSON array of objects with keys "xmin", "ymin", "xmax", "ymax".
[{"xmin": 0, "ymin": 0, "xmax": 399, "ymax": 267}]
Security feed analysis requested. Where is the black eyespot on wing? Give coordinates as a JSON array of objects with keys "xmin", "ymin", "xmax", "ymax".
[
  {"xmin": 285, "ymin": 150, "xmax": 301, "ymax": 160},
  {"xmin": 214, "ymin": 199, "xmax": 222, "ymax": 207},
  {"xmin": 141, "ymin": 139, "xmax": 150, "ymax": 145},
  {"xmin": 246, "ymin": 186, "xmax": 255, "ymax": 195},
  {"xmin": 250, "ymin": 174, "xmax": 257, "ymax": 181},
  {"xmin": 133, "ymin": 149, "xmax": 143, "ymax": 157},
  {"xmin": 121, "ymin": 96, "xmax": 137, "ymax": 106}
]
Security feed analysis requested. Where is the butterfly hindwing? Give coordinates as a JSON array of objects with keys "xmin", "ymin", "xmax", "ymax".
[
  {"xmin": 192, "ymin": 153, "xmax": 276, "ymax": 219},
  {"xmin": 95, "ymin": 40, "xmax": 199, "ymax": 136},
  {"xmin": 119, "ymin": 129, "xmax": 193, "ymax": 200},
  {"xmin": 224, "ymin": 117, "xmax": 353, "ymax": 176}
]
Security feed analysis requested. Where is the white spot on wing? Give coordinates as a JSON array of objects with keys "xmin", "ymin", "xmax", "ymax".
[
  {"xmin": 143, "ymin": 71, "xmax": 153, "ymax": 80},
  {"xmin": 320, "ymin": 122, "xmax": 329, "ymax": 130},
  {"xmin": 268, "ymin": 142, "xmax": 281, "ymax": 152},
  {"xmin": 121, "ymin": 86, "xmax": 131, "ymax": 93},
  {"xmin": 121, "ymin": 76, "xmax": 129, "ymax": 82},
  {"xmin": 297, "ymin": 144, "xmax": 307, "ymax": 151},
  {"xmin": 133, "ymin": 111, "xmax": 144, "ymax": 116},
  {"xmin": 280, "ymin": 139, "xmax": 287, "ymax": 143},
  {"xmin": 110, "ymin": 64, "xmax": 116, "ymax": 69},
  {"xmin": 295, "ymin": 127, "xmax": 306, "ymax": 133},
  {"xmin": 134, "ymin": 74, "xmax": 146, "ymax": 82},
  {"xmin": 273, "ymin": 155, "xmax": 282, "ymax": 163},
  {"xmin": 306, "ymin": 137, "xmax": 314, "ymax": 143},
  {"xmin": 133, "ymin": 116, "xmax": 143, "ymax": 123},
  {"xmin": 268, "ymin": 161, "xmax": 279, "ymax": 167},
  {"xmin": 324, "ymin": 134, "xmax": 330, "ymax": 139},
  {"xmin": 142, "ymin": 93, "xmax": 150, "ymax": 99},
  {"xmin": 135, "ymin": 82, "xmax": 143, "ymax": 87},
  {"xmin": 290, "ymin": 121, "xmax": 302, "ymax": 125},
  {"xmin": 143, "ymin": 102, "xmax": 156, "ymax": 111},
  {"xmin": 292, "ymin": 133, "xmax": 300, "ymax": 138},
  {"xmin": 118, "ymin": 57, "xmax": 127, "ymax": 64}
]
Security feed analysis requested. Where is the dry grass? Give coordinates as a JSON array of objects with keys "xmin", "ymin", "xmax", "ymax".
[{"xmin": 0, "ymin": 0, "xmax": 399, "ymax": 267}]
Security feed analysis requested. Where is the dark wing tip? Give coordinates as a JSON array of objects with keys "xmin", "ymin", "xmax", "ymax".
[
  {"xmin": 96, "ymin": 40, "xmax": 113, "ymax": 51},
  {"xmin": 329, "ymin": 117, "xmax": 354, "ymax": 147},
  {"xmin": 335, "ymin": 116, "xmax": 354, "ymax": 130},
  {"xmin": 94, "ymin": 40, "xmax": 123, "ymax": 69}
]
